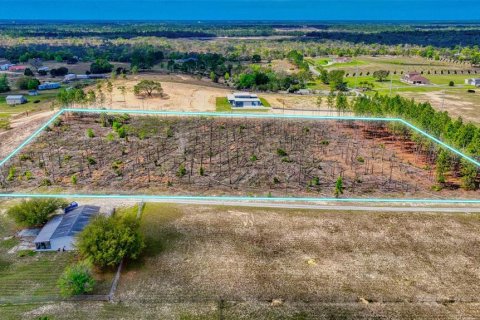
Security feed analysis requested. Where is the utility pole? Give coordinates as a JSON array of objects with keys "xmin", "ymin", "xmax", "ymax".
[
  {"xmin": 389, "ymin": 72, "xmax": 393, "ymax": 96},
  {"xmin": 441, "ymin": 90, "xmax": 445, "ymax": 111},
  {"xmin": 354, "ymin": 66, "xmax": 359, "ymax": 90}
]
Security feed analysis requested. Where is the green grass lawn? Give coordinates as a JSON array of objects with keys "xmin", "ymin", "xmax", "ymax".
[
  {"xmin": 0, "ymin": 206, "xmax": 113, "ymax": 303},
  {"xmin": 0, "ymin": 92, "xmax": 57, "ymax": 116},
  {"xmin": 344, "ymin": 73, "xmax": 476, "ymax": 92},
  {"xmin": 0, "ymin": 214, "xmax": 74, "ymax": 302},
  {"xmin": 328, "ymin": 59, "xmax": 367, "ymax": 68},
  {"xmin": 215, "ymin": 97, "xmax": 270, "ymax": 112}
]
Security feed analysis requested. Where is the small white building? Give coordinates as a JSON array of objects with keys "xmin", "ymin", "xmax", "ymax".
[
  {"xmin": 6, "ymin": 95, "xmax": 27, "ymax": 105},
  {"xmin": 34, "ymin": 205, "xmax": 100, "ymax": 251},
  {"xmin": 227, "ymin": 92, "xmax": 263, "ymax": 108},
  {"xmin": 0, "ymin": 63, "xmax": 13, "ymax": 71},
  {"xmin": 465, "ymin": 78, "xmax": 480, "ymax": 86}
]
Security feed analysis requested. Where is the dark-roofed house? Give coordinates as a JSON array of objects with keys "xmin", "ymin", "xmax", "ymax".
[
  {"xmin": 401, "ymin": 72, "xmax": 430, "ymax": 85},
  {"xmin": 34, "ymin": 205, "xmax": 100, "ymax": 251}
]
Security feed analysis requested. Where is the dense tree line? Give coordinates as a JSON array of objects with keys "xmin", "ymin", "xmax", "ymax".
[
  {"xmin": 1, "ymin": 37, "xmax": 479, "ymax": 69},
  {"xmin": 3, "ymin": 23, "xmax": 480, "ymax": 46},
  {"xmin": 351, "ymin": 94, "xmax": 479, "ymax": 190},
  {"xmin": 233, "ymin": 65, "xmax": 310, "ymax": 92}
]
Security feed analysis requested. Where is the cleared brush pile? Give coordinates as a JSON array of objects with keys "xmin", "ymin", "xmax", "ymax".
[{"xmin": 0, "ymin": 113, "xmax": 473, "ymax": 198}]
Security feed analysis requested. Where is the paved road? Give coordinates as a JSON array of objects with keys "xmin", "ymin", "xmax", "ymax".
[{"xmin": 145, "ymin": 199, "xmax": 480, "ymax": 213}]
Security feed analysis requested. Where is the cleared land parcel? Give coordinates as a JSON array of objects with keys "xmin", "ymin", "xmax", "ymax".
[{"xmin": 1, "ymin": 112, "xmax": 478, "ymax": 199}]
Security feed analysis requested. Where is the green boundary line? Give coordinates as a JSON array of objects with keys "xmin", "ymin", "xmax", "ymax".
[{"xmin": 0, "ymin": 107, "xmax": 478, "ymax": 204}]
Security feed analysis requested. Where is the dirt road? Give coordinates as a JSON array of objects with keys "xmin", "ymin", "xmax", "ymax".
[{"xmin": 0, "ymin": 110, "xmax": 56, "ymax": 160}]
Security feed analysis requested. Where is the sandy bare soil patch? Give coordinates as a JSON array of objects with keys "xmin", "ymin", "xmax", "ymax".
[
  {"xmin": 87, "ymin": 74, "xmax": 318, "ymax": 111},
  {"xmin": 0, "ymin": 111, "xmax": 55, "ymax": 160},
  {"xmin": 402, "ymin": 90, "xmax": 480, "ymax": 124}
]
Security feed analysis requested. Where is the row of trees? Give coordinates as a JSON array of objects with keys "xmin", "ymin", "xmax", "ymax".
[{"xmin": 350, "ymin": 94, "xmax": 479, "ymax": 190}]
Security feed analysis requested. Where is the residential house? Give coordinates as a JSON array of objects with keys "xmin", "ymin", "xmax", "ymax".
[
  {"xmin": 6, "ymin": 95, "xmax": 27, "ymax": 105},
  {"xmin": 465, "ymin": 78, "xmax": 480, "ymax": 87},
  {"xmin": 34, "ymin": 205, "xmax": 100, "ymax": 251},
  {"xmin": 401, "ymin": 72, "xmax": 430, "ymax": 85},
  {"xmin": 8, "ymin": 65, "xmax": 27, "ymax": 72},
  {"xmin": 38, "ymin": 82, "xmax": 61, "ymax": 90},
  {"xmin": 227, "ymin": 92, "xmax": 263, "ymax": 108},
  {"xmin": 333, "ymin": 57, "xmax": 351, "ymax": 63},
  {"xmin": 0, "ymin": 63, "xmax": 14, "ymax": 71}
]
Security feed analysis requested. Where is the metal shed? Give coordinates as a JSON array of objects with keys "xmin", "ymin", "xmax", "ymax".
[
  {"xmin": 34, "ymin": 205, "xmax": 100, "ymax": 251},
  {"xmin": 6, "ymin": 95, "xmax": 27, "ymax": 105}
]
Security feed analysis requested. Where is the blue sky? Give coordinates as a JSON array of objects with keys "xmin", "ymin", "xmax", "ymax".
[{"xmin": 1, "ymin": 1, "xmax": 479, "ymax": 21}]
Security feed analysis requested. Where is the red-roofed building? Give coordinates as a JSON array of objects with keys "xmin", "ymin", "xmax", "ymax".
[
  {"xmin": 401, "ymin": 72, "xmax": 430, "ymax": 85},
  {"xmin": 8, "ymin": 65, "xmax": 27, "ymax": 72}
]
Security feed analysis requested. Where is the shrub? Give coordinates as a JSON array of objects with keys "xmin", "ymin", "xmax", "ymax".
[
  {"xmin": 41, "ymin": 178, "xmax": 52, "ymax": 186},
  {"xmin": 19, "ymin": 154, "xmax": 32, "ymax": 161},
  {"xmin": 449, "ymin": 81, "xmax": 455, "ymax": 87},
  {"xmin": 276, "ymin": 148, "xmax": 288, "ymax": 156},
  {"xmin": 117, "ymin": 126, "xmax": 126, "ymax": 139},
  {"xmin": 87, "ymin": 157, "xmax": 97, "ymax": 165},
  {"xmin": 106, "ymin": 132, "xmax": 115, "ymax": 142},
  {"xmin": 77, "ymin": 212, "xmax": 144, "ymax": 268},
  {"xmin": 23, "ymin": 170, "xmax": 33, "ymax": 180},
  {"xmin": 310, "ymin": 176, "xmax": 320, "ymax": 186},
  {"xmin": 7, "ymin": 198, "xmax": 67, "ymax": 227},
  {"xmin": 250, "ymin": 155, "xmax": 258, "ymax": 162},
  {"xmin": 86, "ymin": 128, "xmax": 95, "ymax": 138},
  {"xmin": 57, "ymin": 260, "xmax": 95, "ymax": 297},
  {"xmin": 71, "ymin": 174, "xmax": 78, "ymax": 185},
  {"xmin": 17, "ymin": 249, "xmax": 36, "ymax": 258},
  {"xmin": 334, "ymin": 176, "xmax": 344, "ymax": 198},
  {"xmin": 7, "ymin": 166, "xmax": 16, "ymax": 181},
  {"xmin": 177, "ymin": 164, "xmax": 187, "ymax": 177}
]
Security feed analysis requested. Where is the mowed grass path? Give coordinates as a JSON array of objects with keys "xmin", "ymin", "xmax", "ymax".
[
  {"xmin": 0, "ymin": 215, "xmax": 74, "ymax": 303},
  {"xmin": 0, "ymin": 93, "xmax": 57, "ymax": 116}
]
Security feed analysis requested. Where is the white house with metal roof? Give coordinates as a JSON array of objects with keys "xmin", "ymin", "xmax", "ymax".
[
  {"xmin": 227, "ymin": 92, "xmax": 263, "ymax": 108},
  {"xmin": 6, "ymin": 95, "xmax": 27, "ymax": 105},
  {"xmin": 465, "ymin": 78, "xmax": 480, "ymax": 87},
  {"xmin": 34, "ymin": 205, "xmax": 100, "ymax": 251}
]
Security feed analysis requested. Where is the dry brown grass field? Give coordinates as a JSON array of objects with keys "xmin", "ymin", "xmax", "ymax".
[{"xmin": 6, "ymin": 203, "xmax": 479, "ymax": 319}]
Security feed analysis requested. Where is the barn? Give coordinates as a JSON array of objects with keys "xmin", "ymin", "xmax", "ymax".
[{"xmin": 6, "ymin": 95, "xmax": 27, "ymax": 105}]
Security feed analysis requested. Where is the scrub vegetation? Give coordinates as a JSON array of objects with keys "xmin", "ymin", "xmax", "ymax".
[{"xmin": 1, "ymin": 112, "xmax": 477, "ymax": 198}]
